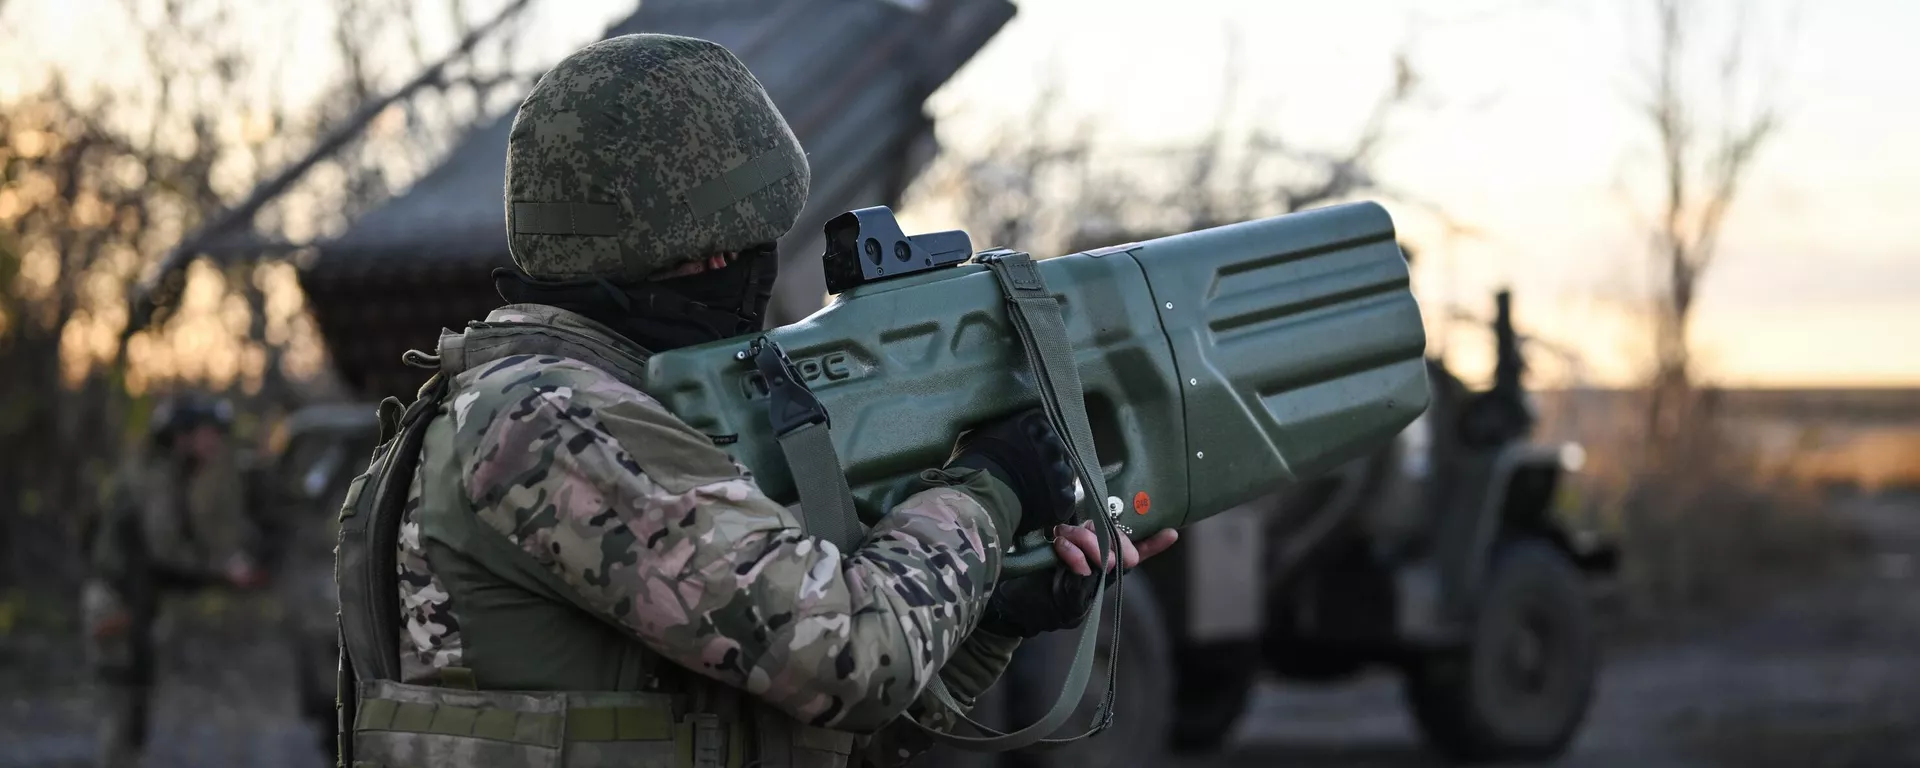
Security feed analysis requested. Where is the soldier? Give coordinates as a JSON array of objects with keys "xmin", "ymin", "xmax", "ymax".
[
  {"xmin": 331, "ymin": 33, "xmax": 1177, "ymax": 768},
  {"xmin": 81, "ymin": 394, "xmax": 267, "ymax": 768}
]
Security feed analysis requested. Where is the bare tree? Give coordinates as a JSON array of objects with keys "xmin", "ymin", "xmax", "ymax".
[
  {"xmin": 1171, "ymin": 35, "xmax": 1423, "ymax": 231},
  {"xmin": 906, "ymin": 35, "xmax": 1433, "ymax": 262},
  {"xmin": 0, "ymin": 0, "xmax": 535, "ymax": 591},
  {"xmin": 1604, "ymin": 0, "xmax": 1803, "ymax": 611},
  {"xmin": 1632, "ymin": 0, "xmax": 1785, "ymax": 452},
  {"xmin": 907, "ymin": 66, "xmax": 1109, "ymax": 256}
]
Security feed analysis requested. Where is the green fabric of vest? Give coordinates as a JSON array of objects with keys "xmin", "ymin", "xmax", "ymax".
[
  {"xmin": 414, "ymin": 412, "xmax": 659, "ymax": 693},
  {"xmin": 417, "ymin": 308, "xmax": 700, "ymax": 695}
]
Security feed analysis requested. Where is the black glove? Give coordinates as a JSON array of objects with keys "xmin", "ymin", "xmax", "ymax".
[
  {"xmin": 977, "ymin": 551, "xmax": 1117, "ymax": 639},
  {"xmin": 945, "ymin": 408, "xmax": 1077, "ymax": 537}
]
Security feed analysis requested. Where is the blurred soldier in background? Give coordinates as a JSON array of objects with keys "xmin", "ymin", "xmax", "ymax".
[{"xmin": 80, "ymin": 394, "xmax": 267, "ymax": 768}]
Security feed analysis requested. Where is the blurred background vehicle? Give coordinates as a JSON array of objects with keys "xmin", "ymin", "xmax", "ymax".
[
  {"xmin": 921, "ymin": 285, "xmax": 1618, "ymax": 768},
  {"xmin": 1158, "ymin": 287, "xmax": 1617, "ymax": 764},
  {"xmin": 251, "ymin": 403, "xmax": 382, "ymax": 759}
]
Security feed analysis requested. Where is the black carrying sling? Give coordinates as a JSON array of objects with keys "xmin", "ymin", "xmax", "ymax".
[
  {"xmin": 753, "ymin": 251, "xmax": 1125, "ymax": 753},
  {"xmin": 331, "ymin": 372, "xmax": 451, "ymax": 767}
]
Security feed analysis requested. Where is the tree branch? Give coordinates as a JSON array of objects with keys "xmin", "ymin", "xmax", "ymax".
[
  {"xmin": 1631, "ymin": 0, "xmax": 1788, "ymax": 446},
  {"xmin": 121, "ymin": 0, "xmax": 538, "ymax": 342}
]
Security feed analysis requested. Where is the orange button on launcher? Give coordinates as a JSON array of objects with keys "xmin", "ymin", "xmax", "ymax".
[{"xmin": 1132, "ymin": 492, "xmax": 1150, "ymax": 515}]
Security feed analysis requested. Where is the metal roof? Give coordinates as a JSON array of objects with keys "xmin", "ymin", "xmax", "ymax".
[{"xmin": 301, "ymin": 0, "xmax": 1014, "ymax": 401}]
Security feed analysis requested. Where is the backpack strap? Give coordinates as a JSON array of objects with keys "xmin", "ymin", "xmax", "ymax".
[
  {"xmin": 748, "ymin": 336, "xmax": 865, "ymax": 552},
  {"xmin": 333, "ymin": 370, "xmax": 452, "ymax": 766}
]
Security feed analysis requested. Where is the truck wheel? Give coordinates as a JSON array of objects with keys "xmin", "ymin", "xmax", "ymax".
[
  {"xmin": 1261, "ymin": 634, "xmax": 1365, "ymax": 684},
  {"xmin": 1402, "ymin": 538, "xmax": 1597, "ymax": 763},
  {"xmin": 1168, "ymin": 641, "xmax": 1258, "ymax": 753},
  {"xmin": 1259, "ymin": 540, "xmax": 1372, "ymax": 687},
  {"xmin": 918, "ymin": 578, "xmax": 1173, "ymax": 768},
  {"xmin": 1005, "ymin": 578, "xmax": 1174, "ymax": 768}
]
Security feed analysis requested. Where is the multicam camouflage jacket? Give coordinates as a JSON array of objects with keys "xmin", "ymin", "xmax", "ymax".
[{"xmin": 368, "ymin": 303, "xmax": 1019, "ymax": 767}]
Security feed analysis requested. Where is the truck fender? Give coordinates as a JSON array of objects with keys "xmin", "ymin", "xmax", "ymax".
[{"xmin": 1449, "ymin": 443, "xmax": 1578, "ymax": 614}]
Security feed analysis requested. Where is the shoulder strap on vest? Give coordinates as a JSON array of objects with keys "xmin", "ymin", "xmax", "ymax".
[
  {"xmin": 333, "ymin": 370, "xmax": 451, "ymax": 765},
  {"xmin": 337, "ymin": 373, "xmax": 449, "ymax": 683},
  {"xmin": 439, "ymin": 317, "xmax": 652, "ymax": 386}
]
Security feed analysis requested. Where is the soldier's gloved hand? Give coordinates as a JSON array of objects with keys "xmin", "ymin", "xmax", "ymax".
[
  {"xmin": 976, "ymin": 522, "xmax": 1179, "ymax": 639},
  {"xmin": 945, "ymin": 408, "xmax": 1077, "ymax": 537}
]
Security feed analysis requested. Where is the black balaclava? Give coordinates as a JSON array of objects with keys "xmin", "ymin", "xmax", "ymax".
[{"xmin": 493, "ymin": 242, "xmax": 781, "ymax": 354}]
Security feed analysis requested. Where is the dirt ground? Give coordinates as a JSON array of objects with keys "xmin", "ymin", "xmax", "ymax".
[
  {"xmin": 3, "ymin": 492, "xmax": 1916, "ymax": 768},
  {"xmin": 1181, "ymin": 491, "xmax": 1920, "ymax": 768}
]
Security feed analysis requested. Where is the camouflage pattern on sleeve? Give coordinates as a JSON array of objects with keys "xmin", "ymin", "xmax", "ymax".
[
  {"xmin": 856, "ymin": 629, "xmax": 1024, "ymax": 767},
  {"xmin": 449, "ymin": 352, "xmax": 1009, "ymax": 734},
  {"xmin": 397, "ymin": 465, "xmax": 464, "ymax": 683}
]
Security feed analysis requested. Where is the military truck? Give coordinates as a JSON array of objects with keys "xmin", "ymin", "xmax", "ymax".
[{"xmin": 1180, "ymin": 288, "xmax": 1617, "ymax": 762}]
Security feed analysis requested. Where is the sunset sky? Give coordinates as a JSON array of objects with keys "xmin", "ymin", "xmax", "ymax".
[
  {"xmin": 6, "ymin": 0, "xmax": 1915, "ymax": 389},
  {"xmin": 913, "ymin": 0, "xmax": 1920, "ymax": 389}
]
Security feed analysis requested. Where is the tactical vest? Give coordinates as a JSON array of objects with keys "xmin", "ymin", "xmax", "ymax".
[{"xmin": 333, "ymin": 312, "xmax": 858, "ymax": 768}]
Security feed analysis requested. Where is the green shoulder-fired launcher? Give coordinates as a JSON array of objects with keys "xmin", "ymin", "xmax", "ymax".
[{"xmin": 645, "ymin": 200, "xmax": 1431, "ymax": 577}]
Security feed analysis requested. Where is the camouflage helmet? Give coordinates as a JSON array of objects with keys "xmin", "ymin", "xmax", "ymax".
[
  {"xmin": 504, "ymin": 33, "xmax": 810, "ymax": 282},
  {"xmin": 149, "ymin": 393, "xmax": 234, "ymax": 448}
]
